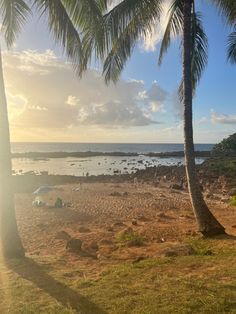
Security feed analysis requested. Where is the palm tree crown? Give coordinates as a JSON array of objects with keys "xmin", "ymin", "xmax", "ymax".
[
  {"xmin": 80, "ymin": 0, "xmax": 236, "ymax": 81},
  {"xmin": 0, "ymin": 0, "xmax": 106, "ymax": 70},
  {"xmin": 79, "ymin": 0, "xmax": 236, "ymax": 236}
]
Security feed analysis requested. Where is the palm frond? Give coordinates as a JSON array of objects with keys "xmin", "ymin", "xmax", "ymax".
[
  {"xmin": 33, "ymin": 0, "xmax": 84, "ymax": 74},
  {"xmin": 61, "ymin": 0, "xmax": 106, "ymax": 30},
  {"xmin": 63, "ymin": 0, "xmax": 108, "ymax": 76},
  {"xmin": 0, "ymin": 0, "xmax": 31, "ymax": 48},
  {"xmin": 179, "ymin": 11, "xmax": 208, "ymax": 101},
  {"xmin": 97, "ymin": 0, "xmax": 163, "ymax": 83},
  {"xmin": 158, "ymin": 0, "xmax": 183, "ymax": 66},
  {"xmin": 211, "ymin": 0, "xmax": 236, "ymax": 25},
  {"xmin": 227, "ymin": 28, "xmax": 236, "ymax": 63}
]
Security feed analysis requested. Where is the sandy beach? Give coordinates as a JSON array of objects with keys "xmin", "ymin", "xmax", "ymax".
[{"xmin": 14, "ymin": 180, "xmax": 236, "ymax": 277}]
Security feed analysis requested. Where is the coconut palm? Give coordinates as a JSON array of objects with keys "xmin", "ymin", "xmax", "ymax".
[
  {"xmin": 227, "ymin": 27, "xmax": 236, "ymax": 62},
  {"xmin": 212, "ymin": 0, "xmax": 236, "ymax": 63},
  {"xmin": 80, "ymin": 0, "xmax": 236, "ymax": 236},
  {"xmin": 0, "ymin": 0, "xmax": 106, "ymax": 258}
]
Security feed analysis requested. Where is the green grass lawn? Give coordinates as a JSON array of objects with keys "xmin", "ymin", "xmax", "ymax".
[{"xmin": 0, "ymin": 237, "xmax": 236, "ymax": 314}]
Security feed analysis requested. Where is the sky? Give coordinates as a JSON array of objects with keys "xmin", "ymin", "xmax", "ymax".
[{"xmin": 2, "ymin": 0, "xmax": 236, "ymax": 143}]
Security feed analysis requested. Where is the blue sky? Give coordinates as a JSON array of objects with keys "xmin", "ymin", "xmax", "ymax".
[{"xmin": 3, "ymin": 1, "xmax": 236, "ymax": 143}]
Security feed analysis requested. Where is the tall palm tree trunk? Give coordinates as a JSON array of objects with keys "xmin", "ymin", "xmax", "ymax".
[
  {"xmin": 183, "ymin": 0, "xmax": 225, "ymax": 236},
  {"xmin": 0, "ymin": 47, "xmax": 24, "ymax": 258}
]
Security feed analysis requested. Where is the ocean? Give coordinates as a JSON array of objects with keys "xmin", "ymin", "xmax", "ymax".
[
  {"xmin": 11, "ymin": 142, "xmax": 214, "ymax": 154},
  {"xmin": 11, "ymin": 142, "xmax": 214, "ymax": 177}
]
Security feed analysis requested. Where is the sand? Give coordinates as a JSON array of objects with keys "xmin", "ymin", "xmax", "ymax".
[{"xmin": 15, "ymin": 181, "xmax": 236, "ymax": 277}]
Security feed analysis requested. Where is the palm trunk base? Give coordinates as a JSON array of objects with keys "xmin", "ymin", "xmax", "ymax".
[
  {"xmin": 196, "ymin": 207, "xmax": 226, "ymax": 237},
  {"xmin": 199, "ymin": 225, "xmax": 225, "ymax": 237},
  {"xmin": 1, "ymin": 238, "xmax": 25, "ymax": 259}
]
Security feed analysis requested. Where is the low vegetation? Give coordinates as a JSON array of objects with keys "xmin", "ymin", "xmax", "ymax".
[
  {"xmin": 230, "ymin": 196, "xmax": 236, "ymax": 206},
  {"xmin": 212, "ymin": 133, "xmax": 236, "ymax": 155},
  {"xmin": 0, "ymin": 236, "xmax": 235, "ymax": 314}
]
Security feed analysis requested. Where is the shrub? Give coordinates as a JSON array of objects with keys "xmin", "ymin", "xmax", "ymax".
[
  {"xmin": 116, "ymin": 228, "xmax": 144, "ymax": 247},
  {"xmin": 230, "ymin": 196, "xmax": 236, "ymax": 206}
]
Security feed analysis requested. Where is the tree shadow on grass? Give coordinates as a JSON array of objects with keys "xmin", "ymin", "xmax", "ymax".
[
  {"xmin": 213, "ymin": 234, "xmax": 236, "ymax": 241},
  {"xmin": 6, "ymin": 257, "xmax": 107, "ymax": 314}
]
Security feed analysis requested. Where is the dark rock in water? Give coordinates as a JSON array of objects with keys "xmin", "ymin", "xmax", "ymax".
[
  {"xmin": 55, "ymin": 230, "xmax": 71, "ymax": 241},
  {"xmin": 40, "ymin": 171, "xmax": 48, "ymax": 175},
  {"xmin": 66, "ymin": 238, "xmax": 82, "ymax": 252},
  {"xmin": 78, "ymin": 226, "xmax": 91, "ymax": 233}
]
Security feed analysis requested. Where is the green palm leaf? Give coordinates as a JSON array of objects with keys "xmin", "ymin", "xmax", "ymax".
[
  {"xmin": 0, "ymin": 0, "xmax": 31, "ymax": 47},
  {"xmin": 33, "ymin": 0, "xmax": 83, "ymax": 73},
  {"xmin": 158, "ymin": 0, "xmax": 183, "ymax": 66},
  {"xmin": 211, "ymin": 0, "xmax": 236, "ymax": 24},
  {"xmin": 179, "ymin": 10, "xmax": 208, "ymax": 100},
  {"xmin": 100, "ymin": 0, "xmax": 163, "ymax": 82},
  {"xmin": 227, "ymin": 27, "xmax": 236, "ymax": 63}
]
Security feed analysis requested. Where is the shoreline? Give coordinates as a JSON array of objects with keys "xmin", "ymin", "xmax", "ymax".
[
  {"xmin": 12, "ymin": 150, "xmax": 212, "ymax": 159},
  {"xmin": 12, "ymin": 158, "xmax": 236, "ymax": 195}
]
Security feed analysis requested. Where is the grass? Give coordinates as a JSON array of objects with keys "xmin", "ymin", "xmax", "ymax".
[
  {"xmin": 230, "ymin": 196, "xmax": 236, "ymax": 206},
  {"xmin": 0, "ymin": 237, "xmax": 236, "ymax": 314},
  {"xmin": 116, "ymin": 229, "xmax": 144, "ymax": 247}
]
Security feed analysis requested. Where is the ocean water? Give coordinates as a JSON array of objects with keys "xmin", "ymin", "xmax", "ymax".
[
  {"xmin": 11, "ymin": 143, "xmax": 213, "ymax": 177},
  {"xmin": 11, "ymin": 142, "xmax": 214, "ymax": 154}
]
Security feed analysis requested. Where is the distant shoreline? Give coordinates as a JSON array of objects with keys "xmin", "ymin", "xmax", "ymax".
[{"xmin": 12, "ymin": 150, "xmax": 212, "ymax": 159}]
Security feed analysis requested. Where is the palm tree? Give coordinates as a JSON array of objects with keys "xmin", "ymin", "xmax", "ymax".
[
  {"xmin": 212, "ymin": 0, "xmax": 236, "ymax": 62},
  {"xmin": 0, "ymin": 0, "xmax": 105, "ymax": 258},
  {"xmin": 228, "ymin": 26, "xmax": 236, "ymax": 62},
  {"xmin": 80, "ymin": 0, "xmax": 236, "ymax": 236}
]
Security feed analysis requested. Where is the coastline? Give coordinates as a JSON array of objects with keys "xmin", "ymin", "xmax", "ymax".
[
  {"xmin": 13, "ymin": 158, "xmax": 236, "ymax": 195},
  {"xmin": 12, "ymin": 150, "xmax": 212, "ymax": 159}
]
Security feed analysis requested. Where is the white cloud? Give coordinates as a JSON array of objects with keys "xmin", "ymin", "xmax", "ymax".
[
  {"xmin": 211, "ymin": 110, "xmax": 236, "ymax": 125},
  {"xmin": 3, "ymin": 49, "xmax": 66, "ymax": 75},
  {"xmin": 6, "ymin": 92, "xmax": 27, "ymax": 121},
  {"xmin": 196, "ymin": 117, "xmax": 208, "ymax": 125},
  {"xmin": 66, "ymin": 95, "xmax": 79, "ymax": 107},
  {"xmin": 3, "ymin": 49, "xmax": 167, "ymax": 133}
]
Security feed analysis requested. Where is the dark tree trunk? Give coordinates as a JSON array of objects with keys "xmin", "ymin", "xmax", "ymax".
[
  {"xmin": 0, "ymin": 48, "xmax": 25, "ymax": 258},
  {"xmin": 182, "ymin": 0, "xmax": 225, "ymax": 236}
]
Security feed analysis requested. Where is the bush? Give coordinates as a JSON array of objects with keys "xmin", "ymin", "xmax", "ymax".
[
  {"xmin": 230, "ymin": 196, "xmax": 236, "ymax": 206},
  {"xmin": 212, "ymin": 133, "xmax": 236, "ymax": 155},
  {"xmin": 116, "ymin": 228, "xmax": 144, "ymax": 247}
]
